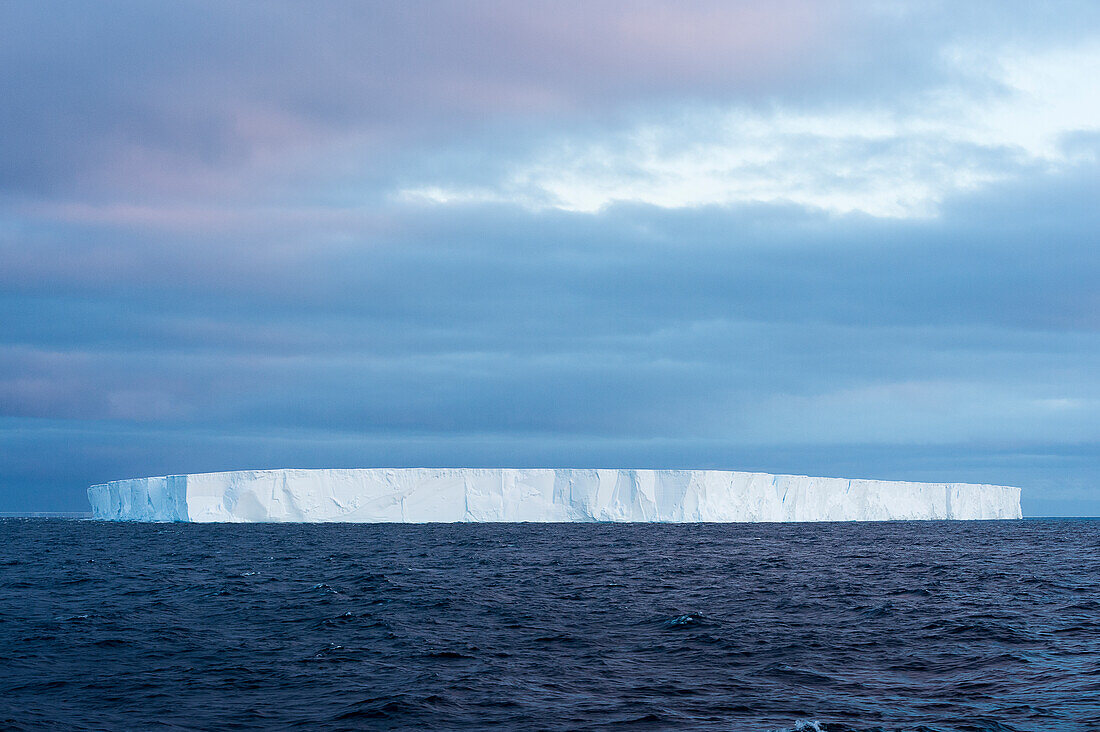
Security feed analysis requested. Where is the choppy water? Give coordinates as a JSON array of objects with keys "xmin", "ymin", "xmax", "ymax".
[{"xmin": 1, "ymin": 519, "xmax": 1098, "ymax": 731}]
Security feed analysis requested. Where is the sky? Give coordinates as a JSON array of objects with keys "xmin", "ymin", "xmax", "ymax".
[{"xmin": 1, "ymin": 1, "xmax": 1098, "ymax": 515}]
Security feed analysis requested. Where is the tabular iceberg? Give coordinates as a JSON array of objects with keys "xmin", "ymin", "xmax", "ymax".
[{"xmin": 88, "ymin": 468, "xmax": 1022, "ymax": 522}]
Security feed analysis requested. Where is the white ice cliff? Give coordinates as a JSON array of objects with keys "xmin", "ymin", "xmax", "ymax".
[{"xmin": 88, "ymin": 468, "xmax": 1022, "ymax": 522}]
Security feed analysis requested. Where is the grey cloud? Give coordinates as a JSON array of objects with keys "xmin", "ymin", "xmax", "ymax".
[
  {"xmin": 2, "ymin": 1, "xmax": 1099, "ymax": 513},
  {"xmin": 4, "ymin": 0, "xmax": 1097, "ymax": 199},
  {"xmin": 4, "ymin": 165, "xmax": 1098, "ymax": 339}
]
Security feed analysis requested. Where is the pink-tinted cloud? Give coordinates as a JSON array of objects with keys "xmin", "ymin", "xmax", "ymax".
[{"xmin": 1, "ymin": 1, "xmax": 848, "ymax": 201}]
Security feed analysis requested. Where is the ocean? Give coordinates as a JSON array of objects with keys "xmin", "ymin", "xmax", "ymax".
[{"xmin": 1, "ymin": 519, "xmax": 1097, "ymax": 731}]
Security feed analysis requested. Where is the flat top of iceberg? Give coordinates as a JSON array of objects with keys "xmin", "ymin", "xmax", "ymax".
[{"xmin": 93, "ymin": 466, "xmax": 1016, "ymax": 486}]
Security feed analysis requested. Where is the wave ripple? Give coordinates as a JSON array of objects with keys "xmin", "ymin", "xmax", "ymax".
[{"xmin": 0, "ymin": 518, "xmax": 1098, "ymax": 731}]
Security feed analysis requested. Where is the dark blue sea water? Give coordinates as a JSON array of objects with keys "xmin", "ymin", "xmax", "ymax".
[{"xmin": 1, "ymin": 519, "xmax": 1098, "ymax": 731}]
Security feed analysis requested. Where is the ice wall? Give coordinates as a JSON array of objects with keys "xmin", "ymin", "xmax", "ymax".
[{"xmin": 88, "ymin": 468, "xmax": 1022, "ymax": 522}]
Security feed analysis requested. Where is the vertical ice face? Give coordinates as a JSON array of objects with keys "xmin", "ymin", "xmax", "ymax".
[
  {"xmin": 86, "ymin": 475, "xmax": 188, "ymax": 522},
  {"xmin": 87, "ymin": 468, "xmax": 1023, "ymax": 523}
]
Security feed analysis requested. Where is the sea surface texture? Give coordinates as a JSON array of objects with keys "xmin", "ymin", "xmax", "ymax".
[{"xmin": 1, "ymin": 519, "xmax": 1097, "ymax": 731}]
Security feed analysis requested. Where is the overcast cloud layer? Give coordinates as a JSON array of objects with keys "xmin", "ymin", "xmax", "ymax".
[{"xmin": 2, "ymin": 1, "xmax": 1098, "ymax": 514}]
